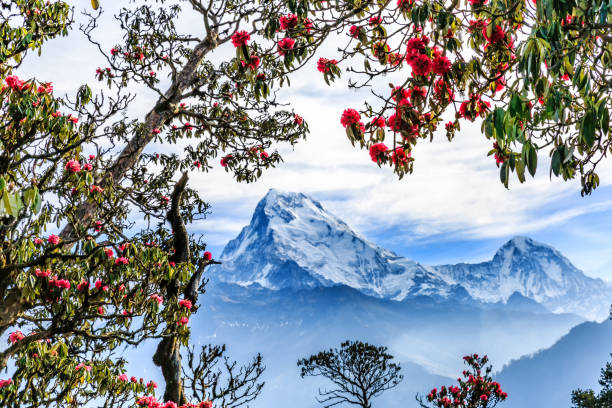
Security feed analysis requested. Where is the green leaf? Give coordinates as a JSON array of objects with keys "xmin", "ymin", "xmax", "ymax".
[
  {"xmin": 551, "ymin": 148, "xmax": 561, "ymax": 177},
  {"xmin": 526, "ymin": 145, "xmax": 537, "ymax": 177},
  {"xmin": 581, "ymin": 111, "xmax": 596, "ymax": 148},
  {"xmin": 516, "ymin": 157, "xmax": 526, "ymax": 183}
]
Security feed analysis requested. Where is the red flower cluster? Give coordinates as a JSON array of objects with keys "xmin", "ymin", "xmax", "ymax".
[
  {"xmin": 242, "ymin": 55, "xmax": 260, "ymax": 70},
  {"xmin": 482, "ymin": 25, "xmax": 505, "ymax": 44},
  {"xmin": 136, "ymin": 396, "xmax": 212, "ymax": 408},
  {"xmin": 349, "ymin": 25, "xmax": 362, "ymax": 38},
  {"xmin": 9, "ymin": 331, "xmax": 24, "ymax": 344},
  {"xmin": 279, "ymin": 14, "xmax": 298, "ymax": 31},
  {"xmin": 0, "ymin": 379, "xmax": 12, "ymax": 388},
  {"xmin": 5, "ymin": 75, "xmax": 26, "ymax": 92},
  {"xmin": 35, "ymin": 268, "xmax": 51, "ymax": 278},
  {"xmin": 277, "ymin": 38, "xmax": 295, "ymax": 56},
  {"xmin": 49, "ymin": 276, "xmax": 71, "ymax": 289},
  {"xmin": 459, "ymin": 94, "xmax": 490, "ymax": 121},
  {"xmin": 115, "ymin": 257, "xmax": 129, "ymax": 265},
  {"xmin": 177, "ymin": 316, "xmax": 189, "ymax": 326},
  {"xmin": 203, "ymin": 251, "xmax": 213, "ymax": 260},
  {"xmin": 368, "ymin": 16, "xmax": 382, "ymax": 26},
  {"xmin": 432, "ymin": 56, "xmax": 451, "ymax": 75},
  {"xmin": 397, "ymin": 0, "xmax": 413, "ymax": 12},
  {"xmin": 220, "ymin": 154, "xmax": 232, "ymax": 167},
  {"xmin": 317, "ymin": 58, "xmax": 338, "ymax": 73},
  {"xmin": 426, "ymin": 354, "xmax": 508, "ymax": 407},
  {"xmin": 392, "ymin": 147, "xmax": 410, "ymax": 165},
  {"xmin": 65, "ymin": 159, "xmax": 81, "ymax": 173},
  {"xmin": 405, "ymin": 37, "xmax": 432, "ymax": 76},
  {"xmin": 369, "ymin": 143, "xmax": 388, "ymax": 162},
  {"xmin": 294, "ymin": 114, "xmax": 303, "ymax": 125},
  {"xmin": 178, "ymin": 299, "xmax": 192, "ymax": 310},
  {"xmin": 340, "ymin": 109, "xmax": 361, "ymax": 128},
  {"xmin": 371, "ymin": 116, "xmax": 386, "ymax": 128},
  {"xmin": 231, "ymin": 31, "xmax": 250, "ymax": 47},
  {"xmin": 48, "ymin": 234, "xmax": 60, "ymax": 245}
]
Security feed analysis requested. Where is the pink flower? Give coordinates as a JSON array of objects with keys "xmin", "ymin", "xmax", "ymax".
[
  {"xmin": 37, "ymin": 83, "xmax": 53, "ymax": 94},
  {"xmin": 294, "ymin": 114, "xmax": 303, "ymax": 125},
  {"xmin": 368, "ymin": 16, "xmax": 382, "ymax": 26},
  {"xmin": 65, "ymin": 159, "xmax": 81, "ymax": 173},
  {"xmin": 118, "ymin": 374, "xmax": 128, "ymax": 382},
  {"xmin": 199, "ymin": 402, "xmax": 213, "ymax": 408},
  {"xmin": 178, "ymin": 299, "xmax": 192, "ymax": 310},
  {"xmin": 9, "ymin": 331, "xmax": 24, "ymax": 344},
  {"xmin": 259, "ymin": 152, "xmax": 269, "ymax": 160},
  {"xmin": 371, "ymin": 116, "xmax": 386, "ymax": 128},
  {"xmin": 104, "ymin": 248, "xmax": 114, "ymax": 258},
  {"xmin": 277, "ymin": 38, "xmax": 295, "ymax": 56},
  {"xmin": 75, "ymin": 363, "xmax": 92, "ymax": 372},
  {"xmin": 48, "ymin": 234, "xmax": 60, "ymax": 245},
  {"xmin": 177, "ymin": 316, "xmax": 189, "ymax": 326},
  {"xmin": 369, "ymin": 143, "xmax": 388, "ymax": 162},
  {"xmin": 340, "ymin": 109, "xmax": 361, "ymax": 128},
  {"xmin": 35, "ymin": 268, "xmax": 51, "ymax": 278},
  {"xmin": 97, "ymin": 306, "xmax": 104, "ymax": 315},
  {"xmin": 131, "ymin": 376, "xmax": 138, "ymax": 383},
  {"xmin": 83, "ymin": 163, "xmax": 93, "ymax": 171},
  {"xmin": 203, "ymin": 251, "xmax": 212, "ymax": 261},
  {"xmin": 90, "ymin": 185, "xmax": 103, "ymax": 194},
  {"xmin": 147, "ymin": 380, "xmax": 157, "ymax": 389},
  {"xmin": 33, "ymin": 237, "xmax": 44, "ymax": 245},
  {"xmin": 151, "ymin": 294, "xmax": 164, "ymax": 305},
  {"xmin": 231, "ymin": 31, "xmax": 250, "ymax": 47},
  {"xmin": 5, "ymin": 75, "xmax": 24, "ymax": 91},
  {"xmin": 152, "ymin": 128, "xmax": 161, "ymax": 135},
  {"xmin": 0, "ymin": 379, "xmax": 12, "ymax": 389}
]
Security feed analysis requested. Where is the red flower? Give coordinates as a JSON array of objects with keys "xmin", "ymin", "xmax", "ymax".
[
  {"xmin": 294, "ymin": 114, "xmax": 303, "ymax": 125},
  {"xmin": 77, "ymin": 280, "xmax": 89, "ymax": 291},
  {"xmin": 277, "ymin": 38, "xmax": 295, "ymax": 56},
  {"xmin": 432, "ymin": 56, "xmax": 451, "ymax": 75},
  {"xmin": 340, "ymin": 109, "xmax": 361, "ymax": 128},
  {"xmin": 409, "ymin": 54, "xmax": 432, "ymax": 76},
  {"xmin": 392, "ymin": 147, "xmax": 410, "ymax": 165},
  {"xmin": 371, "ymin": 116, "xmax": 386, "ymax": 128},
  {"xmin": 482, "ymin": 25, "xmax": 505, "ymax": 44},
  {"xmin": 260, "ymin": 151, "xmax": 269, "ymax": 160},
  {"xmin": 349, "ymin": 25, "xmax": 362, "ymax": 38},
  {"xmin": 468, "ymin": 0, "xmax": 488, "ymax": 5},
  {"xmin": 405, "ymin": 37, "xmax": 426, "ymax": 63},
  {"xmin": 178, "ymin": 299, "xmax": 193, "ymax": 310},
  {"xmin": 115, "ymin": 257, "xmax": 129, "ymax": 265},
  {"xmin": 220, "ymin": 155, "xmax": 233, "ymax": 167},
  {"xmin": 434, "ymin": 79, "xmax": 454, "ymax": 102},
  {"xmin": 369, "ymin": 143, "xmax": 388, "ymax": 162},
  {"xmin": 177, "ymin": 316, "xmax": 189, "ymax": 326},
  {"xmin": 110, "ymin": 47, "xmax": 118, "ymax": 55},
  {"xmin": 98, "ymin": 306, "xmax": 104, "ymax": 315},
  {"xmin": 9, "ymin": 331, "xmax": 24, "ymax": 344},
  {"xmin": 203, "ymin": 251, "xmax": 212, "ymax": 260},
  {"xmin": 104, "ymin": 248, "xmax": 114, "ymax": 258},
  {"xmin": 231, "ymin": 31, "xmax": 250, "ymax": 47},
  {"xmin": 0, "ymin": 379, "xmax": 12, "ymax": 388},
  {"xmin": 37, "ymin": 82, "xmax": 53, "ymax": 94},
  {"xmin": 5, "ymin": 75, "xmax": 25, "ymax": 91},
  {"xmin": 247, "ymin": 55, "xmax": 260, "ymax": 70},
  {"xmin": 152, "ymin": 128, "xmax": 161, "ymax": 135},
  {"xmin": 48, "ymin": 234, "xmax": 60, "ymax": 245},
  {"xmin": 279, "ymin": 14, "xmax": 298, "ymax": 30},
  {"xmin": 33, "ymin": 237, "xmax": 44, "ymax": 245},
  {"xmin": 65, "ymin": 159, "xmax": 81, "ymax": 173},
  {"xmin": 317, "ymin": 58, "xmax": 338, "ymax": 73},
  {"xmin": 368, "ymin": 16, "xmax": 382, "ymax": 26}
]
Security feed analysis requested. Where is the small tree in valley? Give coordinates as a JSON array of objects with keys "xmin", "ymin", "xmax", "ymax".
[{"xmin": 297, "ymin": 340, "xmax": 403, "ymax": 408}]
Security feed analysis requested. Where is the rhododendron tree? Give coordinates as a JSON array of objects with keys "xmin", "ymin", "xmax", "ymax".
[
  {"xmin": 296, "ymin": 0, "xmax": 612, "ymax": 194},
  {"xmin": 418, "ymin": 354, "xmax": 508, "ymax": 408}
]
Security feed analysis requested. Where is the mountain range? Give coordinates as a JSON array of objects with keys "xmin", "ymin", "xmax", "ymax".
[{"xmin": 214, "ymin": 189, "xmax": 611, "ymax": 321}]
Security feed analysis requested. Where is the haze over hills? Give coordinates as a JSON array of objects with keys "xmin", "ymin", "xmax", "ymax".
[
  {"xmin": 214, "ymin": 189, "xmax": 611, "ymax": 320},
  {"xmin": 191, "ymin": 189, "xmax": 611, "ymax": 407}
]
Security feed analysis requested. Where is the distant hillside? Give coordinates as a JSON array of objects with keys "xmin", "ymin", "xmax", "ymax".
[{"xmin": 497, "ymin": 319, "xmax": 612, "ymax": 408}]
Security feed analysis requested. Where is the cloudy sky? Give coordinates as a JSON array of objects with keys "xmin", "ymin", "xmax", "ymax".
[{"xmin": 20, "ymin": 1, "xmax": 612, "ymax": 282}]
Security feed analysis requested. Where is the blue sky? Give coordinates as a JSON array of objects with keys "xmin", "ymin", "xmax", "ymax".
[{"xmin": 19, "ymin": 1, "xmax": 612, "ymax": 283}]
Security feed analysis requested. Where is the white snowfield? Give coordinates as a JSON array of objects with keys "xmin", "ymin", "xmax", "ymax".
[{"xmin": 216, "ymin": 189, "xmax": 612, "ymax": 321}]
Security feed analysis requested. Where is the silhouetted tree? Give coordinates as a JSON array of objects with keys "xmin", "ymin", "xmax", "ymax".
[
  {"xmin": 297, "ymin": 340, "xmax": 403, "ymax": 408},
  {"xmin": 572, "ymin": 358, "xmax": 612, "ymax": 408}
]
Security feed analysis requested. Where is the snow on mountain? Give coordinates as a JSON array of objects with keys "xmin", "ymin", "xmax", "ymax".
[{"xmin": 214, "ymin": 189, "xmax": 612, "ymax": 320}]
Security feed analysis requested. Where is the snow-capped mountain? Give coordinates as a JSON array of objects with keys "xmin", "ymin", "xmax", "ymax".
[{"xmin": 214, "ymin": 189, "xmax": 611, "ymax": 320}]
